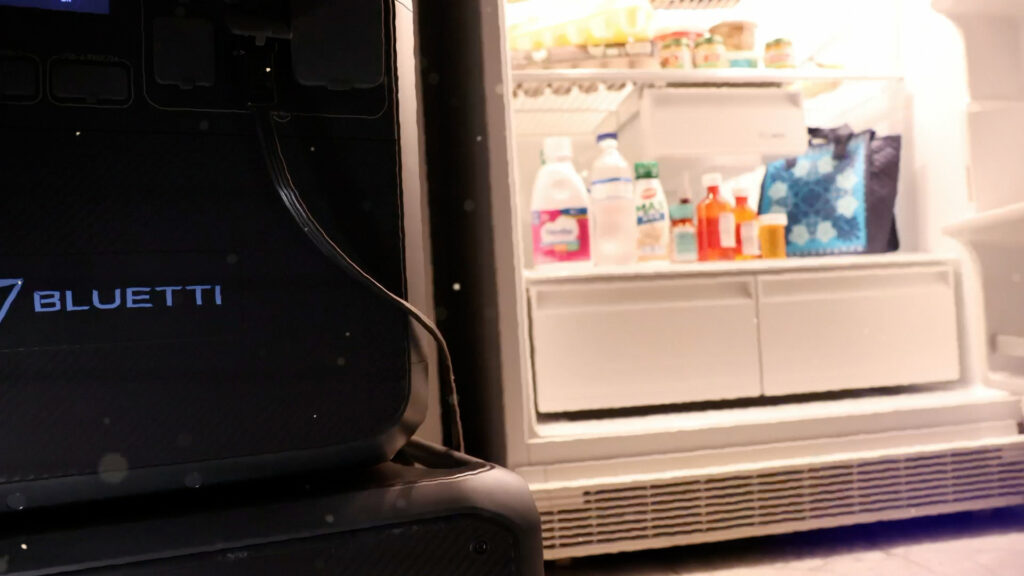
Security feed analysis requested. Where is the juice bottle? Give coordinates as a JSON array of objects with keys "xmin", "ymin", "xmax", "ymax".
[
  {"xmin": 733, "ymin": 187, "xmax": 760, "ymax": 260},
  {"xmin": 697, "ymin": 173, "xmax": 736, "ymax": 261}
]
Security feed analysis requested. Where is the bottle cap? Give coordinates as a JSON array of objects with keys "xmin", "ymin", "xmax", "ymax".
[
  {"xmin": 733, "ymin": 186, "xmax": 751, "ymax": 198},
  {"xmin": 543, "ymin": 137, "xmax": 573, "ymax": 162},
  {"xmin": 635, "ymin": 161, "xmax": 659, "ymax": 179},
  {"xmin": 759, "ymin": 213, "xmax": 789, "ymax": 226},
  {"xmin": 670, "ymin": 203, "xmax": 694, "ymax": 221},
  {"xmin": 701, "ymin": 172, "xmax": 722, "ymax": 189},
  {"xmin": 596, "ymin": 132, "xmax": 618, "ymax": 143},
  {"xmin": 679, "ymin": 172, "xmax": 694, "ymax": 201}
]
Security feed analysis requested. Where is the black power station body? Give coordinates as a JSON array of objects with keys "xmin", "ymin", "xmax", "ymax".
[
  {"xmin": 0, "ymin": 0, "xmax": 426, "ymax": 510},
  {"xmin": 0, "ymin": 440, "xmax": 546, "ymax": 576}
]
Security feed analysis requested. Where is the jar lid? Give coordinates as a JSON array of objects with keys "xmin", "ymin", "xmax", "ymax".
[
  {"xmin": 696, "ymin": 35, "xmax": 724, "ymax": 47},
  {"xmin": 759, "ymin": 213, "xmax": 789, "ymax": 226},
  {"xmin": 766, "ymin": 38, "xmax": 792, "ymax": 48}
]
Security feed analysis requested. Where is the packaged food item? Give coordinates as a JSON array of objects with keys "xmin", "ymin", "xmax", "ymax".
[
  {"xmin": 530, "ymin": 137, "xmax": 592, "ymax": 266},
  {"xmin": 585, "ymin": 0, "xmax": 655, "ymax": 46},
  {"xmin": 634, "ymin": 161, "xmax": 670, "ymax": 261},
  {"xmin": 709, "ymin": 21, "xmax": 757, "ymax": 51},
  {"xmin": 758, "ymin": 213, "xmax": 789, "ymax": 259},
  {"xmin": 765, "ymin": 38, "xmax": 796, "ymax": 68},
  {"xmin": 727, "ymin": 51, "xmax": 759, "ymax": 68},
  {"xmin": 694, "ymin": 35, "xmax": 728, "ymax": 69},
  {"xmin": 732, "ymin": 188, "xmax": 760, "ymax": 260},
  {"xmin": 697, "ymin": 173, "xmax": 736, "ymax": 261},
  {"xmin": 655, "ymin": 33, "xmax": 693, "ymax": 69},
  {"xmin": 589, "ymin": 133, "xmax": 639, "ymax": 266},
  {"xmin": 507, "ymin": 0, "xmax": 655, "ymax": 69},
  {"xmin": 669, "ymin": 202, "xmax": 698, "ymax": 263}
]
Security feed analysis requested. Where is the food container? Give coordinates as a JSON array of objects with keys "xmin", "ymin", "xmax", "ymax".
[
  {"xmin": 694, "ymin": 35, "xmax": 728, "ymax": 69},
  {"xmin": 655, "ymin": 33, "xmax": 693, "ymax": 69},
  {"xmin": 710, "ymin": 21, "xmax": 757, "ymax": 52},
  {"xmin": 727, "ymin": 51, "xmax": 759, "ymax": 68},
  {"xmin": 765, "ymin": 38, "xmax": 796, "ymax": 68},
  {"xmin": 758, "ymin": 213, "xmax": 788, "ymax": 259}
]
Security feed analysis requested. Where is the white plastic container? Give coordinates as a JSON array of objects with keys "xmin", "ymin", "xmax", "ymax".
[
  {"xmin": 530, "ymin": 137, "xmax": 592, "ymax": 267},
  {"xmin": 633, "ymin": 161, "xmax": 670, "ymax": 261},
  {"xmin": 589, "ymin": 133, "xmax": 638, "ymax": 266}
]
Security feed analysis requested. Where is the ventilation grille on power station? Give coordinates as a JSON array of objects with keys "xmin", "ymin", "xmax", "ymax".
[{"xmin": 536, "ymin": 445, "xmax": 1024, "ymax": 556}]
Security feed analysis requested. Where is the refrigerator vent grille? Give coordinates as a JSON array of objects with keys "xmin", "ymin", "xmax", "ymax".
[
  {"xmin": 536, "ymin": 445, "xmax": 1024, "ymax": 557},
  {"xmin": 511, "ymin": 83, "xmax": 636, "ymax": 136},
  {"xmin": 652, "ymin": 0, "xmax": 742, "ymax": 9}
]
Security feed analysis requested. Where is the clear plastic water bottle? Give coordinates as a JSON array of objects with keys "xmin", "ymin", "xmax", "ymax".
[{"xmin": 589, "ymin": 133, "xmax": 638, "ymax": 266}]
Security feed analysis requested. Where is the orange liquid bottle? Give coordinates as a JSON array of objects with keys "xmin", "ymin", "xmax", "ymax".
[
  {"xmin": 697, "ymin": 173, "xmax": 736, "ymax": 261},
  {"xmin": 733, "ymin": 188, "xmax": 760, "ymax": 261}
]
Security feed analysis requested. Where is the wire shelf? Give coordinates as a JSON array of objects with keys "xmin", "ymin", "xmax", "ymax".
[{"xmin": 511, "ymin": 82, "xmax": 638, "ymax": 136}]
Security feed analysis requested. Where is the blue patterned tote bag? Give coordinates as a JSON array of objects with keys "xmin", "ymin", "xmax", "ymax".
[{"xmin": 759, "ymin": 126, "xmax": 900, "ymax": 256}]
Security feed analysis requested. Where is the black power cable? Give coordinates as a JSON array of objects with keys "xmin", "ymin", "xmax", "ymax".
[{"xmin": 254, "ymin": 110, "xmax": 465, "ymax": 453}]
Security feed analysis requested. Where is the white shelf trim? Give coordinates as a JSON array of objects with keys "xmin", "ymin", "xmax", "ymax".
[
  {"xmin": 524, "ymin": 253, "xmax": 959, "ymax": 284},
  {"xmin": 512, "ymin": 68, "xmax": 904, "ymax": 86},
  {"xmin": 944, "ymin": 202, "xmax": 1024, "ymax": 240},
  {"xmin": 532, "ymin": 386, "xmax": 1012, "ymax": 440}
]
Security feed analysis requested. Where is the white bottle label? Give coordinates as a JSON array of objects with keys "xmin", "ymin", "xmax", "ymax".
[
  {"xmin": 740, "ymin": 220, "xmax": 761, "ymax": 256},
  {"xmin": 718, "ymin": 212, "xmax": 736, "ymax": 248}
]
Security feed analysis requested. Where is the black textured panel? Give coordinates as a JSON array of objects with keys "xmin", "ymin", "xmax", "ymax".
[
  {"xmin": 0, "ymin": 0, "xmax": 416, "ymax": 499},
  {"xmin": 291, "ymin": 0, "xmax": 385, "ymax": 90},
  {"xmin": 0, "ymin": 53, "xmax": 38, "ymax": 101},
  {"xmin": 50, "ymin": 58, "xmax": 132, "ymax": 105},
  {"xmin": 0, "ymin": 126, "xmax": 409, "ymax": 484},
  {"xmin": 87, "ymin": 516, "xmax": 522, "ymax": 576},
  {"xmin": 152, "ymin": 16, "xmax": 216, "ymax": 89},
  {"xmin": 0, "ymin": 443, "xmax": 544, "ymax": 575}
]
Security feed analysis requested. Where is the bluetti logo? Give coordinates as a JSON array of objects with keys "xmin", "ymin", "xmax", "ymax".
[
  {"xmin": 0, "ymin": 279, "xmax": 24, "ymax": 326},
  {"xmin": 0, "ymin": 279, "xmax": 223, "ymax": 326}
]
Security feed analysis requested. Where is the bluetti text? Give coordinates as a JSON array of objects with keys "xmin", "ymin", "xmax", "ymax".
[{"xmin": 34, "ymin": 285, "xmax": 224, "ymax": 312}]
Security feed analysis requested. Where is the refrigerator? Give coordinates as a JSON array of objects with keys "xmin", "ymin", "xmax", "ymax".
[{"xmin": 416, "ymin": 0, "xmax": 1024, "ymax": 562}]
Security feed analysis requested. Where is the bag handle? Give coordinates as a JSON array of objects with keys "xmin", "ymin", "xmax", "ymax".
[
  {"xmin": 808, "ymin": 125, "xmax": 856, "ymax": 160},
  {"xmin": 784, "ymin": 125, "xmax": 872, "ymax": 170}
]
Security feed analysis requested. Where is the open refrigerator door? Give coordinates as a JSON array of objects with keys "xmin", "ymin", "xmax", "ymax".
[{"xmin": 435, "ymin": 0, "xmax": 1024, "ymax": 561}]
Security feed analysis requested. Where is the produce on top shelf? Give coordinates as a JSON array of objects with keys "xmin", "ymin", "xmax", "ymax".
[{"xmin": 507, "ymin": 0, "xmax": 656, "ymax": 69}]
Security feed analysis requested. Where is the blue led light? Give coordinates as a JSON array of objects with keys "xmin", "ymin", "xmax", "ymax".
[{"xmin": 0, "ymin": 0, "xmax": 110, "ymax": 15}]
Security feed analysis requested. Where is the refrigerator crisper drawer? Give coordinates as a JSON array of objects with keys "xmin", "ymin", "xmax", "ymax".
[
  {"xmin": 529, "ymin": 276, "xmax": 761, "ymax": 413},
  {"xmin": 758, "ymin": 265, "xmax": 961, "ymax": 396}
]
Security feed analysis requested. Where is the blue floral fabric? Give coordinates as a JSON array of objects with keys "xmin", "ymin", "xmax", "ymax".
[{"xmin": 759, "ymin": 132, "xmax": 870, "ymax": 256}]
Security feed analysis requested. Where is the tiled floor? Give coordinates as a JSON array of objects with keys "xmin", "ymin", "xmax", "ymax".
[{"xmin": 545, "ymin": 506, "xmax": 1024, "ymax": 575}]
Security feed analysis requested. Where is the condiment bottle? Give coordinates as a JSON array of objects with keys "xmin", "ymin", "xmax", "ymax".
[
  {"xmin": 697, "ymin": 173, "xmax": 736, "ymax": 261},
  {"xmin": 733, "ymin": 187, "xmax": 760, "ymax": 260}
]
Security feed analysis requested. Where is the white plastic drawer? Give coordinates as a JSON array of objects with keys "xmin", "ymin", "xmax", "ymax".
[
  {"xmin": 758, "ymin": 265, "xmax": 961, "ymax": 396},
  {"xmin": 529, "ymin": 276, "xmax": 761, "ymax": 413}
]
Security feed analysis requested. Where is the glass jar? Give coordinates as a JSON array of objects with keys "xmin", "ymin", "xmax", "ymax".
[
  {"xmin": 758, "ymin": 213, "xmax": 788, "ymax": 259},
  {"xmin": 655, "ymin": 33, "xmax": 693, "ymax": 69},
  {"xmin": 694, "ymin": 35, "xmax": 728, "ymax": 69},
  {"xmin": 764, "ymin": 38, "xmax": 795, "ymax": 68}
]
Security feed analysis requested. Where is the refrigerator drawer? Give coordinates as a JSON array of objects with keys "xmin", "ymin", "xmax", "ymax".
[
  {"xmin": 758, "ymin": 265, "xmax": 961, "ymax": 396},
  {"xmin": 529, "ymin": 276, "xmax": 761, "ymax": 413}
]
